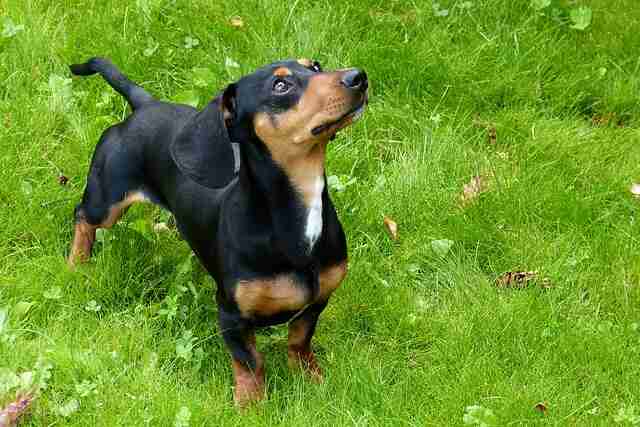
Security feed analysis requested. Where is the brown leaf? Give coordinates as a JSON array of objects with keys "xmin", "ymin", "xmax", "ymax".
[
  {"xmin": 591, "ymin": 113, "xmax": 616, "ymax": 127},
  {"xmin": 383, "ymin": 216, "xmax": 398, "ymax": 240},
  {"xmin": 229, "ymin": 16, "xmax": 244, "ymax": 28},
  {"xmin": 496, "ymin": 271, "xmax": 538, "ymax": 288},
  {"xmin": 534, "ymin": 401, "xmax": 548, "ymax": 415},
  {"xmin": 472, "ymin": 116, "xmax": 497, "ymax": 145},
  {"xmin": 631, "ymin": 183, "xmax": 640, "ymax": 199},
  {"xmin": 0, "ymin": 393, "xmax": 35, "ymax": 427},
  {"xmin": 58, "ymin": 174, "xmax": 69, "ymax": 186},
  {"xmin": 495, "ymin": 270, "xmax": 552, "ymax": 289},
  {"xmin": 459, "ymin": 175, "xmax": 489, "ymax": 206},
  {"xmin": 488, "ymin": 126, "xmax": 497, "ymax": 145}
]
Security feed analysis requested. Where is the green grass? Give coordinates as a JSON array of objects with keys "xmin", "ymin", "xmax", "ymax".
[{"xmin": 2, "ymin": 0, "xmax": 640, "ymax": 425}]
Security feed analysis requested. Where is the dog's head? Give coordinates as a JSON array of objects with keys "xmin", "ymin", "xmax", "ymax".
[{"xmin": 171, "ymin": 59, "xmax": 368, "ymax": 189}]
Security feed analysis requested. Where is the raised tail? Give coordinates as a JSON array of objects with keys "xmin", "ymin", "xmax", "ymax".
[{"xmin": 69, "ymin": 57, "xmax": 155, "ymax": 110}]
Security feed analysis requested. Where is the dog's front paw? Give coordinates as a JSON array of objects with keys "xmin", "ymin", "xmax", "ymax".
[
  {"xmin": 232, "ymin": 361, "xmax": 265, "ymax": 408},
  {"xmin": 288, "ymin": 349, "xmax": 323, "ymax": 383}
]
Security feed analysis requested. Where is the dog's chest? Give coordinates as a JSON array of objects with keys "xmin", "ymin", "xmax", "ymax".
[
  {"xmin": 234, "ymin": 262, "xmax": 347, "ymax": 318},
  {"xmin": 303, "ymin": 177, "xmax": 324, "ymax": 250}
]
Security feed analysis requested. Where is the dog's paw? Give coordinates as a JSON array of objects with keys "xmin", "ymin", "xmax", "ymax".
[{"xmin": 288, "ymin": 350, "xmax": 324, "ymax": 383}]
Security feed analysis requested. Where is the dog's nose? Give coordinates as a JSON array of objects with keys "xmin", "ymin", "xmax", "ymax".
[{"xmin": 341, "ymin": 69, "xmax": 368, "ymax": 91}]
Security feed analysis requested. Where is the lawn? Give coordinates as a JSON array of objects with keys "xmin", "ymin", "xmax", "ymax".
[{"xmin": 2, "ymin": 0, "xmax": 640, "ymax": 425}]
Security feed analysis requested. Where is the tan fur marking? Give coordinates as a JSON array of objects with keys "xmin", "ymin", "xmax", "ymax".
[
  {"xmin": 231, "ymin": 334, "xmax": 265, "ymax": 406},
  {"xmin": 318, "ymin": 261, "xmax": 348, "ymax": 300},
  {"xmin": 297, "ymin": 58, "xmax": 313, "ymax": 67},
  {"xmin": 68, "ymin": 220, "xmax": 97, "ymax": 266},
  {"xmin": 253, "ymin": 72, "xmax": 353, "ymax": 210},
  {"xmin": 287, "ymin": 319, "xmax": 323, "ymax": 381},
  {"xmin": 235, "ymin": 275, "xmax": 309, "ymax": 317},
  {"xmin": 273, "ymin": 67, "xmax": 292, "ymax": 77},
  {"xmin": 100, "ymin": 191, "xmax": 148, "ymax": 228},
  {"xmin": 68, "ymin": 191, "xmax": 148, "ymax": 267}
]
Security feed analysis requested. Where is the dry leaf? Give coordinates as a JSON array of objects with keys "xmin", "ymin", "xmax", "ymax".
[
  {"xmin": 495, "ymin": 270, "xmax": 552, "ymax": 289},
  {"xmin": 630, "ymin": 183, "xmax": 640, "ymax": 199},
  {"xmin": 459, "ymin": 175, "xmax": 489, "ymax": 206},
  {"xmin": 488, "ymin": 126, "xmax": 497, "ymax": 145},
  {"xmin": 472, "ymin": 116, "xmax": 497, "ymax": 145},
  {"xmin": 0, "ymin": 393, "xmax": 35, "ymax": 427},
  {"xmin": 58, "ymin": 174, "xmax": 69, "ymax": 186},
  {"xmin": 591, "ymin": 113, "xmax": 615, "ymax": 127},
  {"xmin": 229, "ymin": 16, "xmax": 244, "ymax": 28},
  {"xmin": 591, "ymin": 113, "xmax": 626, "ymax": 128},
  {"xmin": 534, "ymin": 401, "xmax": 548, "ymax": 415},
  {"xmin": 496, "ymin": 270, "xmax": 538, "ymax": 288},
  {"xmin": 383, "ymin": 216, "xmax": 398, "ymax": 240}
]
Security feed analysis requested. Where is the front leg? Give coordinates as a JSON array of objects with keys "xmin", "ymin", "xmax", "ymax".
[
  {"xmin": 218, "ymin": 309, "xmax": 265, "ymax": 406},
  {"xmin": 287, "ymin": 302, "xmax": 327, "ymax": 382},
  {"xmin": 288, "ymin": 261, "xmax": 348, "ymax": 380}
]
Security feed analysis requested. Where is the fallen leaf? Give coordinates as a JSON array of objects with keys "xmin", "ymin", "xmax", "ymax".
[
  {"xmin": 591, "ymin": 112, "xmax": 616, "ymax": 127},
  {"xmin": 488, "ymin": 126, "xmax": 497, "ymax": 145},
  {"xmin": 496, "ymin": 271, "xmax": 536, "ymax": 288},
  {"xmin": 229, "ymin": 16, "xmax": 244, "ymax": 28},
  {"xmin": 495, "ymin": 271, "xmax": 552, "ymax": 289},
  {"xmin": 459, "ymin": 175, "xmax": 489, "ymax": 206},
  {"xmin": 471, "ymin": 116, "xmax": 497, "ymax": 145},
  {"xmin": 58, "ymin": 174, "xmax": 69, "ymax": 186},
  {"xmin": 534, "ymin": 401, "xmax": 548, "ymax": 415},
  {"xmin": 0, "ymin": 393, "xmax": 35, "ymax": 427},
  {"xmin": 383, "ymin": 216, "xmax": 398, "ymax": 240},
  {"xmin": 631, "ymin": 183, "xmax": 640, "ymax": 198}
]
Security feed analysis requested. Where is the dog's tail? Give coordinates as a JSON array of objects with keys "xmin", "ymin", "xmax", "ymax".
[{"xmin": 69, "ymin": 57, "xmax": 155, "ymax": 110}]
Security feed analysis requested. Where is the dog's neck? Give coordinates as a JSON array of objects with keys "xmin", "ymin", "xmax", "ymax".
[
  {"xmin": 239, "ymin": 140, "xmax": 328, "ymax": 267},
  {"xmin": 271, "ymin": 142, "xmax": 326, "ymax": 249}
]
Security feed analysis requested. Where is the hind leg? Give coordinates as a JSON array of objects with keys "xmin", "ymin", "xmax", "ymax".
[
  {"xmin": 68, "ymin": 190, "xmax": 148, "ymax": 266},
  {"xmin": 68, "ymin": 130, "xmax": 149, "ymax": 267}
]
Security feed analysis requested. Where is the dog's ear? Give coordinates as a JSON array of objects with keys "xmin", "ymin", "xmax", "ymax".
[{"xmin": 170, "ymin": 84, "xmax": 240, "ymax": 189}]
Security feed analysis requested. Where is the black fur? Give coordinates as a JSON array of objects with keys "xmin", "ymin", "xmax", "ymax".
[{"xmin": 70, "ymin": 57, "xmax": 367, "ymax": 394}]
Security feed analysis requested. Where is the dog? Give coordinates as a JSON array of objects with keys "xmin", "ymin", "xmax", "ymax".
[{"xmin": 67, "ymin": 57, "xmax": 368, "ymax": 405}]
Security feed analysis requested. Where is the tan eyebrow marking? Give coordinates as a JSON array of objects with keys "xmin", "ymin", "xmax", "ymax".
[
  {"xmin": 297, "ymin": 58, "xmax": 313, "ymax": 67},
  {"xmin": 274, "ymin": 67, "xmax": 292, "ymax": 77}
]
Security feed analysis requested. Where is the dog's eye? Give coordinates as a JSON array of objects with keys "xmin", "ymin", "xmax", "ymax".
[
  {"xmin": 311, "ymin": 60, "xmax": 322, "ymax": 72},
  {"xmin": 273, "ymin": 79, "xmax": 291, "ymax": 94}
]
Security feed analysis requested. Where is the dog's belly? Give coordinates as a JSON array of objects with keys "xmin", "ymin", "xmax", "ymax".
[{"xmin": 234, "ymin": 262, "xmax": 347, "ymax": 322}]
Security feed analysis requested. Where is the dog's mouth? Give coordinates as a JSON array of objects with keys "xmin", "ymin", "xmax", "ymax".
[{"xmin": 311, "ymin": 96, "xmax": 368, "ymax": 138}]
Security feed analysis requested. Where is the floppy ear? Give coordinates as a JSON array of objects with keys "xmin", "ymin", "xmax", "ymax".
[{"xmin": 170, "ymin": 84, "xmax": 240, "ymax": 189}]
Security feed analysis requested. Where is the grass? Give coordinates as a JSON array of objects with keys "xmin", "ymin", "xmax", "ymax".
[{"xmin": 2, "ymin": 0, "xmax": 640, "ymax": 425}]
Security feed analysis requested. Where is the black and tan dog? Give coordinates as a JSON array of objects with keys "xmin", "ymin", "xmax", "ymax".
[{"xmin": 67, "ymin": 57, "xmax": 368, "ymax": 405}]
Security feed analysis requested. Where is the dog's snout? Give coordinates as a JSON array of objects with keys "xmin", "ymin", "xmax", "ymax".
[{"xmin": 341, "ymin": 69, "xmax": 368, "ymax": 91}]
